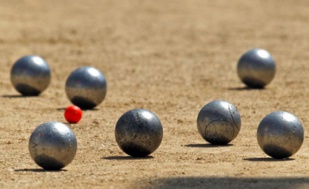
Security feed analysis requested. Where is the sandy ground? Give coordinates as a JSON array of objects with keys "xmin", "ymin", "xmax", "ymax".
[{"xmin": 1, "ymin": 0, "xmax": 309, "ymax": 188}]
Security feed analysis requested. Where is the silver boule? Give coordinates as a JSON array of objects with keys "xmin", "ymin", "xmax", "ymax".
[
  {"xmin": 115, "ymin": 109, "xmax": 163, "ymax": 157},
  {"xmin": 65, "ymin": 66, "xmax": 107, "ymax": 109},
  {"xmin": 197, "ymin": 100, "xmax": 241, "ymax": 145},
  {"xmin": 10, "ymin": 55, "xmax": 51, "ymax": 96},
  {"xmin": 257, "ymin": 111, "xmax": 304, "ymax": 159},
  {"xmin": 29, "ymin": 121, "xmax": 77, "ymax": 170},
  {"xmin": 237, "ymin": 48, "xmax": 276, "ymax": 88}
]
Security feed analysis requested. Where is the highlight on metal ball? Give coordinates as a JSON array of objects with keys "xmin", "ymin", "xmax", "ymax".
[
  {"xmin": 197, "ymin": 100, "xmax": 241, "ymax": 145},
  {"xmin": 29, "ymin": 121, "xmax": 77, "ymax": 170},
  {"xmin": 257, "ymin": 111, "xmax": 304, "ymax": 159},
  {"xmin": 237, "ymin": 48, "xmax": 276, "ymax": 88},
  {"xmin": 65, "ymin": 66, "xmax": 107, "ymax": 109},
  {"xmin": 10, "ymin": 55, "xmax": 51, "ymax": 96},
  {"xmin": 115, "ymin": 108, "xmax": 163, "ymax": 157}
]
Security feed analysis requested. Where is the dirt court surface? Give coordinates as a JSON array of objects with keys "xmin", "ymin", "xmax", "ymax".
[{"xmin": 1, "ymin": 0, "xmax": 309, "ymax": 188}]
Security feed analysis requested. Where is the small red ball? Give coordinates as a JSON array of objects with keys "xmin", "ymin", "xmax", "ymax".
[{"xmin": 64, "ymin": 105, "xmax": 82, "ymax": 123}]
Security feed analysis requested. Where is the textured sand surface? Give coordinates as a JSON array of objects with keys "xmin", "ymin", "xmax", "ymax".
[{"xmin": 1, "ymin": 0, "xmax": 309, "ymax": 188}]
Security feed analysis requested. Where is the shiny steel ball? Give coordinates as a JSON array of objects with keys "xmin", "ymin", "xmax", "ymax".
[
  {"xmin": 65, "ymin": 66, "xmax": 107, "ymax": 109},
  {"xmin": 197, "ymin": 100, "xmax": 241, "ymax": 145},
  {"xmin": 115, "ymin": 109, "xmax": 163, "ymax": 157},
  {"xmin": 257, "ymin": 111, "xmax": 304, "ymax": 159},
  {"xmin": 10, "ymin": 55, "xmax": 51, "ymax": 96},
  {"xmin": 237, "ymin": 48, "xmax": 276, "ymax": 88},
  {"xmin": 29, "ymin": 121, "xmax": 77, "ymax": 170}
]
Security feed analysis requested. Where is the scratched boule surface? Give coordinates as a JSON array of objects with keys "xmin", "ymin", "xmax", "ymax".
[{"xmin": 1, "ymin": 0, "xmax": 309, "ymax": 188}]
